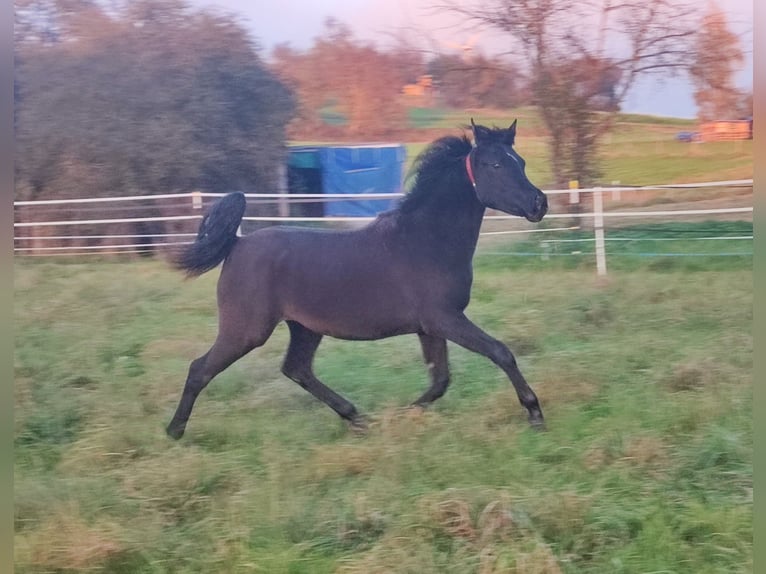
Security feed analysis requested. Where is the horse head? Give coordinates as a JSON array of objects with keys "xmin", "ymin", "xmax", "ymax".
[{"xmin": 468, "ymin": 119, "xmax": 548, "ymax": 223}]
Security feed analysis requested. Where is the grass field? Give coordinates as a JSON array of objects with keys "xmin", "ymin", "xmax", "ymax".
[
  {"xmin": 14, "ymin": 229, "xmax": 752, "ymax": 572},
  {"xmin": 15, "ymin": 106, "xmax": 752, "ymax": 572}
]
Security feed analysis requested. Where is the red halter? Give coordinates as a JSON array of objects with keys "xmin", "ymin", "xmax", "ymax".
[{"xmin": 465, "ymin": 149, "xmax": 477, "ymax": 188}]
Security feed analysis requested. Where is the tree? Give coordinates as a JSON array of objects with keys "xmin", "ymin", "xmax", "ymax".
[
  {"xmin": 689, "ymin": 2, "xmax": 744, "ymax": 121},
  {"xmin": 533, "ymin": 57, "xmax": 613, "ymax": 188},
  {"xmin": 15, "ymin": 0, "xmax": 119, "ymax": 49},
  {"xmin": 15, "ymin": 0, "xmax": 296, "ymax": 202},
  {"xmin": 735, "ymin": 92, "xmax": 753, "ymax": 119},
  {"xmin": 437, "ymin": 0, "xmax": 698, "ymax": 189},
  {"xmin": 271, "ymin": 19, "xmax": 409, "ymax": 139},
  {"xmin": 427, "ymin": 52, "xmax": 527, "ymax": 109}
]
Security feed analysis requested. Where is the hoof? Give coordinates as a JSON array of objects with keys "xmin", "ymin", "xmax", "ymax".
[
  {"xmin": 166, "ymin": 423, "xmax": 185, "ymax": 440},
  {"xmin": 348, "ymin": 414, "xmax": 370, "ymax": 434},
  {"xmin": 527, "ymin": 409, "xmax": 545, "ymax": 431},
  {"xmin": 528, "ymin": 415, "xmax": 546, "ymax": 431}
]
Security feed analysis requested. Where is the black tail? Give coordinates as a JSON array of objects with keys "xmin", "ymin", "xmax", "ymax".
[{"xmin": 172, "ymin": 192, "xmax": 247, "ymax": 277}]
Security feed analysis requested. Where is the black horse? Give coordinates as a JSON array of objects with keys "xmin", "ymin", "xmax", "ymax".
[{"xmin": 166, "ymin": 120, "xmax": 548, "ymax": 439}]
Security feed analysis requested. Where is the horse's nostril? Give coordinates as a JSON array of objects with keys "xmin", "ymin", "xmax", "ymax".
[{"xmin": 536, "ymin": 194, "xmax": 548, "ymax": 213}]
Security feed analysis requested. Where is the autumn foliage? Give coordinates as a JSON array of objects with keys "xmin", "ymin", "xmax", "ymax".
[
  {"xmin": 271, "ymin": 19, "xmax": 412, "ymax": 140},
  {"xmin": 689, "ymin": 2, "xmax": 747, "ymax": 122}
]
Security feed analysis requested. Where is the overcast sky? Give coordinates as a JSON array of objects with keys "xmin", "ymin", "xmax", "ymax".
[{"xmin": 190, "ymin": 0, "xmax": 754, "ymax": 119}]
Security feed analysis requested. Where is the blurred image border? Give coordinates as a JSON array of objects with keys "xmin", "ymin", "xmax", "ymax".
[
  {"xmin": 3, "ymin": 0, "xmax": 16, "ymax": 568},
  {"xmin": 752, "ymin": 1, "xmax": 764, "ymax": 573}
]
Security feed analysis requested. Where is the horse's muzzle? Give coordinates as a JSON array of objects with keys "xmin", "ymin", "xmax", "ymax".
[{"xmin": 527, "ymin": 192, "xmax": 548, "ymax": 222}]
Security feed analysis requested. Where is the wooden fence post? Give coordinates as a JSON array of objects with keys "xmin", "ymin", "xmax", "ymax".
[{"xmin": 568, "ymin": 180, "xmax": 579, "ymax": 204}]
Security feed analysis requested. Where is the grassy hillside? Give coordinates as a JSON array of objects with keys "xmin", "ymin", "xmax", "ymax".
[
  {"xmin": 401, "ymin": 107, "xmax": 752, "ymax": 187},
  {"xmin": 14, "ymin": 250, "xmax": 752, "ymax": 573}
]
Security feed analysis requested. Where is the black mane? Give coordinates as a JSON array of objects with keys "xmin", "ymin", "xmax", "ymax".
[{"xmin": 397, "ymin": 133, "xmax": 473, "ymax": 214}]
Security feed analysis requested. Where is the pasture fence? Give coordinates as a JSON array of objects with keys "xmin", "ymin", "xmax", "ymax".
[{"xmin": 14, "ymin": 180, "xmax": 753, "ymax": 275}]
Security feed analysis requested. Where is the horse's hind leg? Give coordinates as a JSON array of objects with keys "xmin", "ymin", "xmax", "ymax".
[
  {"xmin": 166, "ymin": 321, "xmax": 277, "ymax": 440},
  {"xmin": 412, "ymin": 333, "xmax": 450, "ymax": 407},
  {"xmin": 281, "ymin": 320, "xmax": 364, "ymax": 428}
]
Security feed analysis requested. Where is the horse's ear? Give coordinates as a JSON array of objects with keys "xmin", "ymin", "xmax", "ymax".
[
  {"xmin": 506, "ymin": 119, "xmax": 518, "ymax": 145},
  {"xmin": 471, "ymin": 118, "xmax": 491, "ymax": 145}
]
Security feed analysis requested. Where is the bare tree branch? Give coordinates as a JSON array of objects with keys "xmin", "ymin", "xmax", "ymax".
[{"xmin": 432, "ymin": 0, "xmax": 698, "ymax": 188}]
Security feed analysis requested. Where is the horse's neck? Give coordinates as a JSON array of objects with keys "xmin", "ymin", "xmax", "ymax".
[{"xmin": 397, "ymin": 189, "xmax": 486, "ymax": 265}]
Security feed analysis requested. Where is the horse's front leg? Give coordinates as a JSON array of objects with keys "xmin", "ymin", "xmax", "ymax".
[{"xmin": 423, "ymin": 312, "xmax": 544, "ymax": 428}]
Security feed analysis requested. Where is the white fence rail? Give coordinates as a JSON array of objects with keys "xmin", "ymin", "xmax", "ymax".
[{"xmin": 13, "ymin": 179, "xmax": 753, "ymax": 274}]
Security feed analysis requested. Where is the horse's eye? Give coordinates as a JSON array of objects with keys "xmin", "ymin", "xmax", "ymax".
[{"xmin": 492, "ymin": 163, "xmax": 501, "ymax": 169}]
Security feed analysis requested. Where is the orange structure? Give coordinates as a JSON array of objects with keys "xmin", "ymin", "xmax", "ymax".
[
  {"xmin": 698, "ymin": 119, "xmax": 752, "ymax": 142},
  {"xmin": 402, "ymin": 75, "xmax": 434, "ymax": 97}
]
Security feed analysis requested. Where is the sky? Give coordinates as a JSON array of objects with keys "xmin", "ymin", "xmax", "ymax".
[{"xmin": 190, "ymin": 0, "xmax": 754, "ymax": 119}]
